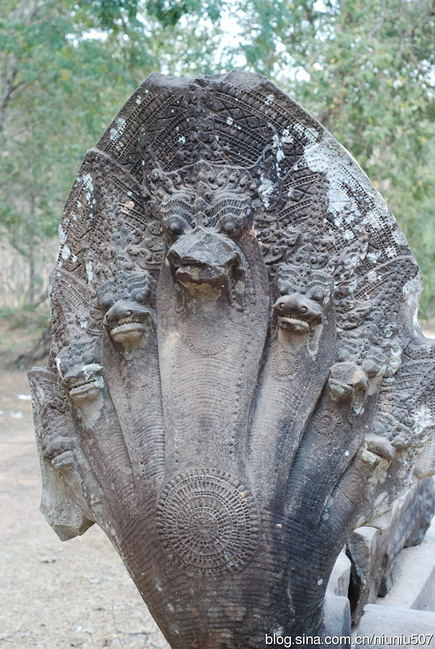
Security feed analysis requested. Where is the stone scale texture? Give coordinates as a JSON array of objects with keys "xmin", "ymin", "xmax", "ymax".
[{"xmin": 29, "ymin": 71, "xmax": 435, "ymax": 648}]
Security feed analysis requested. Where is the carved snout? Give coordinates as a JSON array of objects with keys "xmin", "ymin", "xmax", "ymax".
[
  {"xmin": 43, "ymin": 434, "xmax": 73, "ymax": 464},
  {"xmin": 43, "ymin": 437, "xmax": 78, "ymax": 477},
  {"xmin": 273, "ymin": 293, "xmax": 323, "ymax": 334},
  {"xmin": 328, "ymin": 362, "xmax": 369, "ymax": 413},
  {"xmin": 104, "ymin": 299, "xmax": 154, "ymax": 346},
  {"xmin": 61, "ymin": 363, "xmax": 104, "ymax": 403},
  {"xmin": 167, "ymin": 227, "xmax": 242, "ymax": 288}
]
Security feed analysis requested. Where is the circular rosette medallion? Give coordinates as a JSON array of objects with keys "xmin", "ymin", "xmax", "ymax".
[
  {"xmin": 156, "ymin": 468, "xmax": 260, "ymax": 575},
  {"xmin": 271, "ymin": 347, "xmax": 300, "ymax": 381}
]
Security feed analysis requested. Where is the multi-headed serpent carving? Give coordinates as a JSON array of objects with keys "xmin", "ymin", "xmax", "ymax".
[{"xmin": 29, "ymin": 71, "xmax": 435, "ymax": 648}]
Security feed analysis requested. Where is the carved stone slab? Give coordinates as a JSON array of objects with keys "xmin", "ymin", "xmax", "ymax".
[
  {"xmin": 29, "ymin": 71, "xmax": 435, "ymax": 648},
  {"xmin": 347, "ymin": 477, "xmax": 435, "ymax": 625}
]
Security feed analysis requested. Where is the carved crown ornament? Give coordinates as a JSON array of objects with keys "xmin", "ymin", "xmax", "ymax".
[{"xmin": 29, "ymin": 71, "xmax": 435, "ymax": 648}]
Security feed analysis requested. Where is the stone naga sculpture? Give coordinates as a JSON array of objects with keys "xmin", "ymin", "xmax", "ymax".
[{"xmin": 29, "ymin": 71, "xmax": 435, "ymax": 648}]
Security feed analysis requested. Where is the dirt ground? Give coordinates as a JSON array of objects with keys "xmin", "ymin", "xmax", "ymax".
[
  {"xmin": 1, "ymin": 319, "xmax": 435, "ymax": 649},
  {"xmin": 0, "ymin": 322, "xmax": 170, "ymax": 649}
]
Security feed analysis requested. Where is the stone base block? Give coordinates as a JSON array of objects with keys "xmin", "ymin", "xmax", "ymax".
[{"xmin": 356, "ymin": 604, "xmax": 435, "ymax": 648}]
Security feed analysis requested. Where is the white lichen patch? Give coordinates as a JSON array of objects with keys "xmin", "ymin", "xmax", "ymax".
[
  {"xmin": 154, "ymin": 579, "xmax": 163, "ymax": 592},
  {"xmin": 367, "ymin": 251, "xmax": 381, "ymax": 264},
  {"xmin": 265, "ymin": 94, "xmax": 275, "ymax": 105},
  {"xmin": 82, "ymin": 173, "xmax": 94, "ymax": 193},
  {"xmin": 85, "ymin": 259, "xmax": 93, "ymax": 283},
  {"xmin": 304, "ymin": 137, "xmax": 402, "ymax": 262},
  {"xmin": 59, "ymin": 225, "xmax": 67, "ymax": 245},
  {"xmin": 109, "ymin": 117, "xmax": 126, "ymax": 142},
  {"xmin": 293, "ymin": 122, "xmax": 319, "ymax": 146},
  {"xmin": 332, "ymin": 189, "xmax": 352, "ymax": 215},
  {"xmin": 272, "ymin": 132, "xmax": 285, "ymax": 164},
  {"xmin": 348, "ymin": 278, "xmax": 358, "ymax": 293},
  {"xmin": 280, "ymin": 127, "xmax": 293, "ymax": 145},
  {"xmin": 258, "ymin": 175, "xmax": 275, "ymax": 209},
  {"xmin": 61, "ymin": 244, "xmax": 71, "ymax": 261},
  {"xmin": 226, "ymin": 116, "xmax": 234, "ymax": 125},
  {"xmin": 365, "ymin": 210, "xmax": 382, "ymax": 229},
  {"xmin": 403, "ymin": 274, "xmax": 422, "ymax": 300},
  {"xmin": 55, "ymin": 355, "xmax": 62, "ymax": 377},
  {"xmin": 413, "ymin": 404, "xmax": 433, "ymax": 433}
]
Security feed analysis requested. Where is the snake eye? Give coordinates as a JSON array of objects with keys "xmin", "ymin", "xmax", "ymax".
[
  {"xmin": 219, "ymin": 212, "xmax": 247, "ymax": 236},
  {"xmin": 163, "ymin": 215, "xmax": 189, "ymax": 238},
  {"xmin": 310, "ymin": 287, "xmax": 326, "ymax": 302},
  {"xmin": 222, "ymin": 219, "xmax": 236, "ymax": 234},
  {"xmin": 278, "ymin": 280, "xmax": 291, "ymax": 296},
  {"xmin": 131, "ymin": 289, "xmax": 149, "ymax": 304},
  {"xmin": 99, "ymin": 294, "xmax": 114, "ymax": 310}
]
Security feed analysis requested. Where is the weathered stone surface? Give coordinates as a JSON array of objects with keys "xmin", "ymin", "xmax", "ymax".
[
  {"xmin": 347, "ymin": 478, "xmax": 435, "ymax": 624},
  {"xmin": 323, "ymin": 594, "xmax": 351, "ymax": 644},
  {"xmin": 327, "ymin": 550, "xmax": 352, "ymax": 598},
  {"xmin": 378, "ymin": 509, "xmax": 435, "ymax": 612},
  {"xmin": 357, "ymin": 604, "xmax": 435, "ymax": 648},
  {"xmin": 29, "ymin": 71, "xmax": 435, "ymax": 648}
]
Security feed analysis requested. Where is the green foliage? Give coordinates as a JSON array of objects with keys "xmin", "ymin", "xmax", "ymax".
[
  {"xmin": 0, "ymin": 0, "xmax": 434, "ymax": 314},
  {"xmin": 78, "ymin": 0, "xmax": 142, "ymax": 29},
  {"xmin": 0, "ymin": 303, "xmax": 50, "ymax": 331}
]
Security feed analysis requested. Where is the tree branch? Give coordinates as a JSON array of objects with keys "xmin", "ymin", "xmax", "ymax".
[{"xmin": 0, "ymin": 61, "xmax": 28, "ymax": 132}]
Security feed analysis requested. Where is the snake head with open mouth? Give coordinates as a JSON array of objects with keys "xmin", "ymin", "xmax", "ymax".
[
  {"xmin": 60, "ymin": 361, "xmax": 104, "ymax": 404},
  {"xmin": 56, "ymin": 339, "xmax": 103, "ymax": 405},
  {"xmin": 273, "ymin": 259, "xmax": 331, "ymax": 342},
  {"xmin": 98, "ymin": 268, "xmax": 155, "ymax": 348},
  {"xmin": 328, "ymin": 361, "xmax": 370, "ymax": 413},
  {"xmin": 147, "ymin": 162, "xmax": 256, "ymax": 307},
  {"xmin": 166, "ymin": 224, "xmax": 247, "ymax": 301},
  {"xmin": 273, "ymin": 288, "xmax": 325, "ymax": 334}
]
